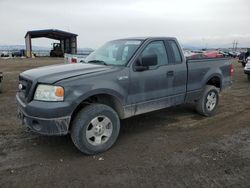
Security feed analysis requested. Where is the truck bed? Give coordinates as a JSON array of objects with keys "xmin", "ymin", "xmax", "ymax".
[{"xmin": 185, "ymin": 57, "xmax": 232, "ymax": 102}]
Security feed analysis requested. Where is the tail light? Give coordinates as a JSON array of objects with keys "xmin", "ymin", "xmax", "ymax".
[
  {"xmin": 71, "ymin": 58, "xmax": 77, "ymax": 63},
  {"xmin": 230, "ymin": 64, "xmax": 234, "ymax": 76}
]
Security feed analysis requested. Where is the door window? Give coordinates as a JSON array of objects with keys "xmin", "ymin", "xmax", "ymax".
[
  {"xmin": 168, "ymin": 41, "xmax": 182, "ymax": 63},
  {"xmin": 141, "ymin": 41, "xmax": 169, "ymax": 68}
]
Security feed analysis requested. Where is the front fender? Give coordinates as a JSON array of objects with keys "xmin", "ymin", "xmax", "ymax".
[
  {"xmin": 74, "ymin": 88, "xmax": 125, "ymax": 107},
  {"xmin": 64, "ymin": 80, "xmax": 128, "ymax": 117}
]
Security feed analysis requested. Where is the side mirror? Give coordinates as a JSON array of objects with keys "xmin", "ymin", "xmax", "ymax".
[
  {"xmin": 141, "ymin": 54, "xmax": 158, "ymax": 67},
  {"xmin": 134, "ymin": 54, "xmax": 158, "ymax": 71}
]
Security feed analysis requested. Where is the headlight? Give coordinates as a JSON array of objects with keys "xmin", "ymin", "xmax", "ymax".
[{"xmin": 34, "ymin": 84, "xmax": 64, "ymax": 101}]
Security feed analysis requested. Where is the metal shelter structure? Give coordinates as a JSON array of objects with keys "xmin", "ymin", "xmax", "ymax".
[{"xmin": 24, "ymin": 29, "xmax": 78, "ymax": 57}]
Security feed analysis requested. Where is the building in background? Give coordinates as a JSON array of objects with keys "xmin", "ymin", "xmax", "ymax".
[{"xmin": 25, "ymin": 29, "xmax": 78, "ymax": 57}]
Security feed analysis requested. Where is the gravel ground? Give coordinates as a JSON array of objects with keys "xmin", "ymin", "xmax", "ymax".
[{"xmin": 0, "ymin": 57, "xmax": 249, "ymax": 188}]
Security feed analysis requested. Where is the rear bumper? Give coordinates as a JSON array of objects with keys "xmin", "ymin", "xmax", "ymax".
[{"xmin": 16, "ymin": 94, "xmax": 71, "ymax": 135}]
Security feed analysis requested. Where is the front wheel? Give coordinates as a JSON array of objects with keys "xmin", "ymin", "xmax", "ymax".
[
  {"xmin": 71, "ymin": 104, "xmax": 120, "ymax": 155},
  {"xmin": 195, "ymin": 85, "xmax": 219, "ymax": 117}
]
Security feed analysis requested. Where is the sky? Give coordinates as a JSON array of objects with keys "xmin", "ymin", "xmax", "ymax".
[{"xmin": 0, "ymin": 0, "xmax": 249, "ymax": 49}]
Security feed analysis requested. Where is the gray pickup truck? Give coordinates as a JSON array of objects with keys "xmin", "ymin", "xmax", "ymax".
[{"xmin": 17, "ymin": 37, "xmax": 233, "ymax": 154}]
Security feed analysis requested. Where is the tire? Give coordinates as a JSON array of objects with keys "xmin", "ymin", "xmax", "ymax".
[
  {"xmin": 0, "ymin": 82, "xmax": 2, "ymax": 93},
  {"xmin": 248, "ymin": 75, "xmax": 250, "ymax": 82},
  {"xmin": 71, "ymin": 104, "xmax": 120, "ymax": 155},
  {"xmin": 195, "ymin": 85, "xmax": 219, "ymax": 117}
]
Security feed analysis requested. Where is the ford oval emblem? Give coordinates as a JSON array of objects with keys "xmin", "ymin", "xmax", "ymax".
[{"xmin": 18, "ymin": 84, "xmax": 23, "ymax": 90}]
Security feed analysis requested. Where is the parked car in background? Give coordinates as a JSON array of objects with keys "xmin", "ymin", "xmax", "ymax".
[
  {"xmin": 1, "ymin": 51, "xmax": 10, "ymax": 57},
  {"xmin": 17, "ymin": 37, "xmax": 233, "ymax": 155},
  {"xmin": 239, "ymin": 50, "xmax": 250, "ymax": 67},
  {"xmin": 219, "ymin": 51, "xmax": 230, "ymax": 57},
  {"xmin": 235, "ymin": 51, "xmax": 241, "ymax": 57},
  {"xmin": 228, "ymin": 51, "xmax": 237, "ymax": 58},
  {"xmin": 0, "ymin": 72, "xmax": 3, "ymax": 93},
  {"xmin": 204, "ymin": 51, "xmax": 224, "ymax": 58},
  {"xmin": 186, "ymin": 52, "xmax": 206, "ymax": 59},
  {"xmin": 244, "ymin": 57, "xmax": 250, "ymax": 81},
  {"xmin": 12, "ymin": 49, "xmax": 25, "ymax": 57},
  {"xmin": 186, "ymin": 51, "xmax": 224, "ymax": 60},
  {"xmin": 238, "ymin": 52, "xmax": 246, "ymax": 67}
]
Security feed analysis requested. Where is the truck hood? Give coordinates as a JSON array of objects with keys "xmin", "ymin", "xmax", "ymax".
[{"xmin": 21, "ymin": 63, "xmax": 112, "ymax": 84}]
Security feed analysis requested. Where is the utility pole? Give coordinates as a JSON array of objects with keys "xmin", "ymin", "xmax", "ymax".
[
  {"xmin": 232, "ymin": 40, "xmax": 235, "ymax": 51},
  {"xmin": 235, "ymin": 41, "xmax": 238, "ymax": 51}
]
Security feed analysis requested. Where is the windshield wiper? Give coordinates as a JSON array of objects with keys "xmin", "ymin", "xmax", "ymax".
[{"xmin": 87, "ymin": 60, "xmax": 108, "ymax": 65}]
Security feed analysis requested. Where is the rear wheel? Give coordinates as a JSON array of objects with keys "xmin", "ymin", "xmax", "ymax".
[
  {"xmin": 195, "ymin": 85, "xmax": 219, "ymax": 117},
  {"xmin": 71, "ymin": 104, "xmax": 120, "ymax": 155}
]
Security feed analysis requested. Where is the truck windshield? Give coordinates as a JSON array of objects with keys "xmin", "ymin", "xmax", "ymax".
[{"xmin": 85, "ymin": 40, "xmax": 142, "ymax": 66}]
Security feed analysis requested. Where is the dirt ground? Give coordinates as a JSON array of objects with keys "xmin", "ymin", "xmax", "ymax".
[{"xmin": 0, "ymin": 57, "xmax": 250, "ymax": 187}]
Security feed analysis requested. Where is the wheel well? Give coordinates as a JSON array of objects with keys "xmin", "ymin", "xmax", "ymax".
[
  {"xmin": 70, "ymin": 94, "xmax": 124, "ymax": 130},
  {"xmin": 206, "ymin": 76, "xmax": 221, "ymax": 89}
]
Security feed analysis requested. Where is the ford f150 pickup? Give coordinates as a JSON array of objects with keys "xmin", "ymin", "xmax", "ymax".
[{"xmin": 16, "ymin": 37, "xmax": 233, "ymax": 154}]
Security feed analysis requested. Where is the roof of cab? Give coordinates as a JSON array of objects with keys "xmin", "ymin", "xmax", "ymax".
[{"xmin": 117, "ymin": 37, "xmax": 177, "ymax": 41}]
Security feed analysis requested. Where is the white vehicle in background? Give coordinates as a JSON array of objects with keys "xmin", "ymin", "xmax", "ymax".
[
  {"xmin": 0, "ymin": 51, "xmax": 11, "ymax": 58},
  {"xmin": 64, "ymin": 53, "xmax": 88, "ymax": 64},
  {"xmin": 244, "ymin": 57, "xmax": 250, "ymax": 82},
  {"xmin": 64, "ymin": 49, "xmax": 93, "ymax": 64}
]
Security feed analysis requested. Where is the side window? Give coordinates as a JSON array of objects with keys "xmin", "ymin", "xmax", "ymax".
[
  {"xmin": 141, "ymin": 41, "xmax": 168, "ymax": 67},
  {"xmin": 169, "ymin": 41, "xmax": 182, "ymax": 63}
]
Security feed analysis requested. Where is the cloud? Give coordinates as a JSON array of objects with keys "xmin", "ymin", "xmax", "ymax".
[{"xmin": 0, "ymin": 0, "xmax": 249, "ymax": 48}]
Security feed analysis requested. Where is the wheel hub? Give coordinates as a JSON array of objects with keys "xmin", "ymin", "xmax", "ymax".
[
  {"xmin": 206, "ymin": 91, "xmax": 217, "ymax": 111},
  {"xmin": 94, "ymin": 124, "xmax": 104, "ymax": 136},
  {"xmin": 86, "ymin": 116, "xmax": 113, "ymax": 146}
]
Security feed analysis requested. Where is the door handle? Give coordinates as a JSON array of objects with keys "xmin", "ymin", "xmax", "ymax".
[{"xmin": 167, "ymin": 71, "xmax": 174, "ymax": 77}]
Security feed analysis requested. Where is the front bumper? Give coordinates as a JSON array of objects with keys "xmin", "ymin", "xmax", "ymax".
[
  {"xmin": 16, "ymin": 94, "xmax": 71, "ymax": 135},
  {"xmin": 244, "ymin": 69, "xmax": 250, "ymax": 75}
]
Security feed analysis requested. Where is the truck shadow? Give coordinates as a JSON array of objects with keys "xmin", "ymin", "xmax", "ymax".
[
  {"xmin": 119, "ymin": 104, "xmax": 203, "ymax": 139},
  {"xmin": 21, "ymin": 104, "xmax": 203, "ymax": 156}
]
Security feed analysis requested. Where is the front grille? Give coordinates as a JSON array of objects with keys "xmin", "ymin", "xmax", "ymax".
[{"xmin": 18, "ymin": 76, "xmax": 33, "ymax": 102}]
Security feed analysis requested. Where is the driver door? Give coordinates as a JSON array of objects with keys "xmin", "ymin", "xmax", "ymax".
[{"xmin": 128, "ymin": 40, "xmax": 174, "ymax": 115}]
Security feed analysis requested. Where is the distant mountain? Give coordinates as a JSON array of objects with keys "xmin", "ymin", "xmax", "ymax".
[
  {"xmin": 0, "ymin": 45, "xmax": 94, "ymax": 52},
  {"xmin": 180, "ymin": 43, "xmax": 205, "ymax": 50},
  {"xmin": 181, "ymin": 42, "xmax": 250, "ymax": 50},
  {"xmin": 0, "ymin": 45, "xmax": 50, "ymax": 51}
]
